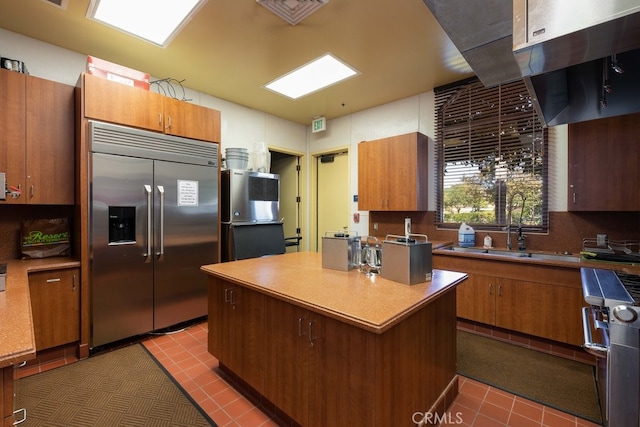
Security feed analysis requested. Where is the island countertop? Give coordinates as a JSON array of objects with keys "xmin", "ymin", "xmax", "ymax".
[{"xmin": 201, "ymin": 251, "xmax": 467, "ymax": 333}]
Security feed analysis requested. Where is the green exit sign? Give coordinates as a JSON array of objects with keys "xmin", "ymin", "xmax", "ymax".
[{"xmin": 312, "ymin": 116, "xmax": 326, "ymax": 133}]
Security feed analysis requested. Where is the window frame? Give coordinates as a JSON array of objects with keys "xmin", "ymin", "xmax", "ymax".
[{"xmin": 434, "ymin": 77, "xmax": 549, "ymax": 232}]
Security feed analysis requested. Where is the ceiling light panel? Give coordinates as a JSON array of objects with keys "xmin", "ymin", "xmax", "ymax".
[
  {"xmin": 87, "ymin": 0, "xmax": 207, "ymax": 47},
  {"xmin": 256, "ymin": 0, "xmax": 329, "ymax": 25},
  {"xmin": 265, "ymin": 53, "xmax": 359, "ymax": 99}
]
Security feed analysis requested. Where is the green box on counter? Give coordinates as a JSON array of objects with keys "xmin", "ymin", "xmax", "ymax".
[{"xmin": 381, "ymin": 234, "xmax": 432, "ymax": 285}]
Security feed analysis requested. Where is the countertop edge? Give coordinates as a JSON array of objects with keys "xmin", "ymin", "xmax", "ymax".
[
  {"xmin": 0, "ymin": 257, "xmax": 80, "ymax": 368},
  {"xmin": 201, "ymin": 253, "xmax": 467, "ymax": 334}
]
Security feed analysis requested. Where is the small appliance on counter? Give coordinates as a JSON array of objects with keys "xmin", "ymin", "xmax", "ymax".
[
  {"xmin": 381, "ymin": 234, "xmax": 432, "ymax": 285},
  {"xmin": 321, "ymin": 231, "xmax": 360, "ymax": 271}
]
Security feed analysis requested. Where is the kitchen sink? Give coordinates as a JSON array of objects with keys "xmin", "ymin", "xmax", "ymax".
[{"xmin": 445, "ymin": 246, "xmax": 581, "ymax": 262}]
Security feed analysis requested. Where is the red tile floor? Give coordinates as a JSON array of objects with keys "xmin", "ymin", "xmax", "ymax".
[{"xmin": 19, "ymin": 321, "xmax": 603, "ymax": 427}]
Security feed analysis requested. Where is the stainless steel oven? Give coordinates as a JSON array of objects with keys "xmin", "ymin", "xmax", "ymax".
[{"xmin": 581, "ymin": 268, "xmax": 640, "ymax": 427}]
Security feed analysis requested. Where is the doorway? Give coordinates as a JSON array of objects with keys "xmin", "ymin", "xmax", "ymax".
[
  {"xmin": 270, "ymin": 149, "xmax": 304, "ymax": 253},
  {"xmin": 313, "ymin": 150, "xmax": 349, "ymax": 252}
]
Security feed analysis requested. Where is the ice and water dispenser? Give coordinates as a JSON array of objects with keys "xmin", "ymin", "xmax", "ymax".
[{"xmin": 108, "ymin": 207, "xmax": 136, "ymax": 243}]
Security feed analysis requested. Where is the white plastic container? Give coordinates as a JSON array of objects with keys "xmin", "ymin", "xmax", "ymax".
[
  {"xmin": 458, "ymin": 223, "xmax": 475, "ymax": 247},
  {"xmin": 483, "ymin": 234, "xmax": 493, "ymax": 248}
]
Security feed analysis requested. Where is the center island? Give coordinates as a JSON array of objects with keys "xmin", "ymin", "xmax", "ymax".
[{"xmin": 201, "ymin": 251, "xmax": 467, "ymax": 426}]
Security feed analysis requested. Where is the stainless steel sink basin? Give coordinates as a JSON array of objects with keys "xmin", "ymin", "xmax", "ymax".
[
  {"xmin": 486, "ymin": 249, "xmax": 530, "ymax": 257},
  {"xmin": 527, "ymin": 253, "xmax": 581, "ymax": 263},
  {"xmin": 448, "ymin": 246, "xmax": 488, "ymax": 254},
  {"xmin": 445, "ymin": 246, "xmax": 581, "ymax": 262}
]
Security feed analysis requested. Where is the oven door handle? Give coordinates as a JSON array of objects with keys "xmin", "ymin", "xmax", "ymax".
[{"xmin": 582, "ymin": 307, "xmax": 608, "ymax": 358}]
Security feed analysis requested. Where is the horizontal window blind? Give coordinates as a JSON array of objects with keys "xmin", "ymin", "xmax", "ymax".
[{"xmin": 434, "ymin": 78, "xmax": 548, "ymax": 230}]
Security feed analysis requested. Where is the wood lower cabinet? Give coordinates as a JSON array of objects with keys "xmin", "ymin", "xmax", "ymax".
[
  {"xmin": 358, "ymin": 132, "xmax": 428, "ymax": 211},
  {"xmin": 1, "ymin": 366, "xmax": 12, "ymax": 427},
  {"xmin": 82, "ymin": 73, "xmax": 221, "ymax": 143},
  {"xmin": 208, "ymin": 275, "xmax": 458, "ymax": 426},
  {"xmin": 207, "ymin": 278, "xmax": 265, "ymax": 393},
  {"xmin": 0, "ymin": 69, "xmax": 74, "ymax": 205},
  {"xmin": 29, "ymin": 268, "xmax": 80, "ymax": 351},
  {"xmin": 435, "ymin": 254, "xmax": 584, "ymax": 346},
  {"xmin": 568, "ymin": 112, "xmax": 640, "ymax": 211},
  {"xmin": 263, "ymin": 297, "xmax": 376, "ymax": 426}
]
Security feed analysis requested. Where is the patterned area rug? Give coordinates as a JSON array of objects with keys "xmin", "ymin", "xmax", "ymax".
[
  {"xmin": 457, "ymin": 330, "xmax": 602, "ymax": 424},
  {"xmin": 16, "ymin": 344, "xmax": 215, "ymax": 426}
]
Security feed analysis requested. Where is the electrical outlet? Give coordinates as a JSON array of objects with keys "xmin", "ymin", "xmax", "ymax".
[
  {"xmin": 373, "ymin": 223, "xmax": 378, "ymax": 230},
  {"xmin": 404, "ymin": 217, "xmax": 411, "ymax": 235},
  {"xmin": 597, "ymin": 234, "xmax": 607, "ymax": 247}
]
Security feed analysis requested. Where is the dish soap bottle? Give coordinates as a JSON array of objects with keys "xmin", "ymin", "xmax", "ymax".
[{"xmin": 483, "ymin": 234, "xmax": 493, "ymax": 248}]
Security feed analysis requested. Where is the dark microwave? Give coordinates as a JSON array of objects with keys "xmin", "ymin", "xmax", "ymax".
[{"xmin": 221, "ymin": 169, "xmax": 280, "ymax": 223}]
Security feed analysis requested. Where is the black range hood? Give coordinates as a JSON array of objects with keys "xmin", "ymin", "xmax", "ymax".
[{"xmin": 423, "ymin": 0, "xmax": 640, "ymax": 126}]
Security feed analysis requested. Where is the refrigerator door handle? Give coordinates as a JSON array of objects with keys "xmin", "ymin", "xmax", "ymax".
[
  {"xmin": 157, "ymin": 185, "xmax": 165, "ymax": 261},
  {"xmin": 144, "ymin": 184, "xmax": 152, "ymax": 263}
]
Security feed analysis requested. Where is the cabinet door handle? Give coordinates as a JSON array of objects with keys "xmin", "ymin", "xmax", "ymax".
[
  {"xmin": 46, "ymin": 278, "xmax": 61, "ymax": 283},
  {"xmin": 308, "ymin": 321, "xmax": 316, "ymax": 347},
  {"xmin": 30, "ymin": 184, "xmax": 34, "ymax": 198},
  {"xmin": 72, "ymin": 274, "xmax": 76, "ymax": 291},
  {"xmin": 298, "ymin": 317, "xmax": 307, "ymax": 337},
  {"xmin": 229, "ymin": 289, "xmax": 236, "ymax": 308},
  {"xmin": 167, "ymin": 116, "xmax": 172, "ymax": 130},
  {"xmin": 498, "ymin": 284, "xmax": 502, "ymax": 297},
  {"xmin": 13, "ymin": 408, "xmax": 27, "ymax": 425},
  {"xmin": 488, "ymin": 283, "xmax": 493, "ymax": 295},
  {"xmin": 224, "ymin": 288, "xmax": 231, "ymax": 303},
  {"xmin": 158, "ymin": 113, "xmax": 163, "ymax": 126}
]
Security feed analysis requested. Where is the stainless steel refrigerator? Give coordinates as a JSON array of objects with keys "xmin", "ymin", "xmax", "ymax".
[{"xmin": 89, "ymin": 121, "xmax": 218, "ymax": 348}]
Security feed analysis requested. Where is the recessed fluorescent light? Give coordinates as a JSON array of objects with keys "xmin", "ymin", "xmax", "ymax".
[
  {"xmin": 265, "ymin": 53, "xmax": 359, "ymax": 99},
  {"xmin": 87, "ymin": 0, "xmax": 207, "ymax": 47}
]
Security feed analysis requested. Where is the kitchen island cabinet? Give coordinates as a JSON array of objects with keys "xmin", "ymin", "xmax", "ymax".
[
  {"xmin": 202, "ymin": 252, "xmax": 467, "ymax": 426},
  {"xmin": 358, "ymin": 132, "xmax": 428, "ymax": 211},
  {"xmin": 568, "ymin": 112, "xmax": 640, "ymax": 211},
  {"xmin": 0, "ymin": 69, "xmax": 75, "ymax": 205},
  {"xmin": 81, "ymin": 73, "xmax": 221, "ymax": 143},
  {"xmin": 434, "ymin": 252, "xmax": 584, "ymax": 346}
]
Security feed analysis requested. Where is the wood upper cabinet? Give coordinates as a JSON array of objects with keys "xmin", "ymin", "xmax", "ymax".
[
  {"xmin": 83, "ymin": 73, "xmax": 221, "ymax": 143},
  {"xmin": 0, "ymin": 69, "xmax": 26, "ymax": 204},
  {"xmin": 568, "ymin": 112, "xmax": 640, "ymax": 211},
  {"xmin": 0, "ymin": 69, "xmax": 74, "ymax": 205},
  {"xmin": 29, "ymin": 268, "xmax": 80, "ymax": 351},
  {"xmin": 358, "ymin": 132, "xmax": 428, "ymax": 211}
]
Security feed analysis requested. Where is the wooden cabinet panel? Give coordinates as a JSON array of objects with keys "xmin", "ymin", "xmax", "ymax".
[
  {"xmin": 29, "ymin": 268, "xmax": 80, "ymax": 351},
  {"xmin": 83, "ymin": 73, "xmax": 221, "ymax": 142},
  {"xmin": 435, "ymin": 254, "xmax": 584, "ymax": 346},
  {"xmin": 263, "ymin": 298, "xmax": 309, "ymax": 424},
  {"xmin": 163, "ymin": 97, "xmax": 221, "ymax": 142},
  {"xmin": 83, "ymin": 73, "xmax": 164, "ymax": 132},
  {"xmin": 26, "ymin": 76, "xmax": 75, "ymax": 204},
  {"xmin": 0, "ymin": 70, "xmax": 74, "ymax": 205},
  {"xmin": 1, "ymin": 366, "xmax": 11, "ymax": 426},
  {"xmin": 0, "ymin": 69, "xmax": 26, "ymax": 205},
  {"xmin": 207, "ymin": 277, "xmax": 265, "ymax": 392},
  {"xmin": 358, "ymin": 132, "xmax": 428, "ymax": 211},
  {"xmin": 568, "ymin": 112, "xmax": 640, "ymax": 211}
]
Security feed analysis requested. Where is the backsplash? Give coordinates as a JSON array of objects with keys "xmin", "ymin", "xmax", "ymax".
[
  {"xmin": 369, "ymin": 211, "xmax": 640, "ymax": 254},
  {"xmin": 0, "ymin": 205, "xmax": 74, "ymax": 260}
]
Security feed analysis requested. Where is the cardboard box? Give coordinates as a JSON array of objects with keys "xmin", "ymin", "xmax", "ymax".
[{"xmin": 87, "ymin": 56, "xmax": 150, "ymax": 90}]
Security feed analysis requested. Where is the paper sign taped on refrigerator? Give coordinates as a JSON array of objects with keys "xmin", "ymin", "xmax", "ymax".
[{"xmin": 178, "ymin": 180, "xmax": 199, "ymax": 206}]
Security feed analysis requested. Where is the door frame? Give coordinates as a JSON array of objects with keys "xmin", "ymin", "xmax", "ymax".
[
  {"xmin": 268, "ymin": 146, "xmax": 306, "ymax": 251},
  {"xmin": 310, "ymin": 146, "xmax": 350, "ymax": 252}
]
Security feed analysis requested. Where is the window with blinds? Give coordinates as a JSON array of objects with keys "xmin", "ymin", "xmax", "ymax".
[{"xmin": 434, "ymin": 78, "xmax": 548, "ymax": 231}]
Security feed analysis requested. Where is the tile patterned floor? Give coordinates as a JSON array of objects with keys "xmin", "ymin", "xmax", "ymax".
[{"xmin": 19, "ymin": 321, "xmax": 604, "ymax": 427}]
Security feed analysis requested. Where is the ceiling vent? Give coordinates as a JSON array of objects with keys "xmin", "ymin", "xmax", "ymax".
[
  {"xmin": 256, "ymin": 0, "xmax": 329, "ymax": 25},
  {"xmin": 42, "ymin": 0, "xmax": 68, "ymax": 9}
]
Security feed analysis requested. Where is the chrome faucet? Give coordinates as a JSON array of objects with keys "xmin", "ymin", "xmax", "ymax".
[{"xmin": 505, "ymin": 191, "xmax": 526, "ymax": 250}]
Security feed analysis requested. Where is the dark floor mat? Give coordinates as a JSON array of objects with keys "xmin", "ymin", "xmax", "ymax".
[
  {"xmin": 457, "ymin": 330, "xmax": 602, "ymax": 425},
  {"xmin": 16, "ymin": 343, "xmax": 216, "ymax": 426}
]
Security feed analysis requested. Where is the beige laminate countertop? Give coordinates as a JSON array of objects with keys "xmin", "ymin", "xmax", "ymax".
[
  {"xmin": 0, "ymin": 257, "xmax": 80, "ymax": 368},
  {"xmin": 201, "ymin": 251, "xmax": 467, "ymax": 334}
]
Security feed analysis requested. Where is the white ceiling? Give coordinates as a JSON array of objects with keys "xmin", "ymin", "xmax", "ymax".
[{"xmin": 0, "ymin": 0, "xmax": 474, "ymax": 125}]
